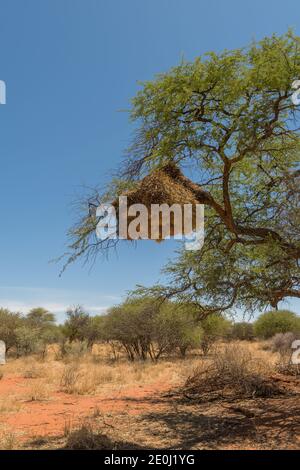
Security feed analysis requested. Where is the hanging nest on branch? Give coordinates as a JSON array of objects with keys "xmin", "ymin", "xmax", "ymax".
[{"xmin": 112, "ymin": 163, "xmax": 202, "ymax": 241}]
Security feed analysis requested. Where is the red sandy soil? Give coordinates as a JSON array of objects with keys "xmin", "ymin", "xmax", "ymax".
[
  {"xmin": 0, "ymin": 374, "xmax": 172, "ymax": 443},
  {"xmin": 0, "ymin": 373, "xmax": 299, "ymax": 449}
]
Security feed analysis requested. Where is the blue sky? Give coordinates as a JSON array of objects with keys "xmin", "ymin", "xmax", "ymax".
[{"xmin": 0, "ymin": 0, "xmax": 299, "ymax": 322}]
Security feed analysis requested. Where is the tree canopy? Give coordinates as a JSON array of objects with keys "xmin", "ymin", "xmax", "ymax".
[{"xmin": 63, "ymin": 31, "xmax": 300, "ymax": 314}]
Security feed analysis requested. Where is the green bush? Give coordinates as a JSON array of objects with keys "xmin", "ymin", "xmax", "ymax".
[
  {"xmin": 15, "ymin": 326, "xmax": 41, "ymax": 357},
  {"xmin": 104, "ymin": 298, "xmax": 202, "ymax": 361},
  {"xmin": 0, "ymin": 308, "xmax": 24, "ymax": 352},
  {"xmin": 200, "ymin": 314, "xmax": 232, "ymax": 355},
  {"xmin": 230, "ymin": 322, "xmax": 254, "ymax": 341},
  {"xmin": 103, "ymin": 298, "xmax": 158, "ymax": 361},
  {"xmin": 153, "ymin": 303, "xmax": 202, "ymax": 359},
  {"xmin": 0, "ymin": 306, "xmax": 62, "ymax": 358},
  {"xmin": 254, "ymin": 310, "xmax": 300, "ymax": 339},
  {"xmin": 26, "ymin": 307, "xmax": 55, "ymax": 329},
  {"xmin": 63, "ymin": 306, "xmax": 98, "ymax": 347}
]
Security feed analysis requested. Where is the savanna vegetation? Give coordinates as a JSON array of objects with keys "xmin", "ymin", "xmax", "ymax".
[
  {"xmin": 1, "ymin": 302, "xmax": 299, "ymax": 363},
  {"xmin": 1, "ymin": 31, "xmax": 299, "ymax": 450},
  {"xmin": 62, "ymin": 31, "xmax": 300, "ymax": 316},
  {"xmin": 0, "ymin": 302, "xmax": 299, "ymax": 450}
]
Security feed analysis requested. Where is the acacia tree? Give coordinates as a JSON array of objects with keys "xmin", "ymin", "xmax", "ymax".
[
  {"xmin": 103, "ymin": 297, "xmax": 202, "ymax": 360},
  {"xmin": 26, "ymin": 307, "xmax": 56, "ymax": 329},
  {"xmin": 103, "ymin": 298, "xmax": 158, "ymax": 361},
  {"xmin": 62, "ymin": 306, "xmax": 103, "ymax": 347},
  {"xmin": 63, "ymin": 306, "xmax": 91, "ymax": 343},
  {"xmin": 0, "ymin": 308, "xmax": 24, "ymax": 352},
  {"xmin": 63, "ymin": 31, "xmax": 300, "ymax": 313}
]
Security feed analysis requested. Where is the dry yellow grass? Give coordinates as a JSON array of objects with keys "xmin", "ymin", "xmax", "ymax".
[
  {"xmin": 0, "ymin": 341, "xmax": 298, "ymax": 450},
  {"xmin": 0, "ymin": 429, "xmax": 19, "ymax": 450},
  {"xmin": 1, "ymin": 341, "xmax": 281, "ymax": 398},
  {"xmin": 57, "ymin": 356, "xmax": 195, "ymax": 395},
  {"xmin": 25, "ymin": 379, "xmax": 51, "ymax": 402},
  {"xmin": 0, "ymin": 397, "xmax": 22, "ymax": 414},
  {"xmin": 1, "ymin": 346, "xmax": 199, "ymax": 399}
]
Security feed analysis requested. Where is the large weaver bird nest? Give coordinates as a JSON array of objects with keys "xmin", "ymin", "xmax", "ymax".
[{"xmin": 112, "ymin": 163, "xmax": 201, "ymax": 241}]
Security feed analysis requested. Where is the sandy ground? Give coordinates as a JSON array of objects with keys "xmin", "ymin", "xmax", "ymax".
[
  {"xmin": 0, "ymin": 375, "xmax": 172, "ymax": 442},
  {"xmin": 0, "ymin": 346, "xmax": 299, "ymax": 450}
]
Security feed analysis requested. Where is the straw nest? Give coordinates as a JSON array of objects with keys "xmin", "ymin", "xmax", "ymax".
[{"xmin": 113, "ymin": 163, "xmax": 201, "ymax": 241}]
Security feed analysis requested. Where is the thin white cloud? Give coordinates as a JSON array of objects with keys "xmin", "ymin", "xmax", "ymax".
[
  {"xmin": 0, "ymin": 300, "xmax": 108, "ymax": 315},
  {"xmin": 0, "ymin": 285, "xmax": 120, "ymax": 322},
  {"xmin": 0, "ymin": 285, "xmax": 119, "ymax": 301}
]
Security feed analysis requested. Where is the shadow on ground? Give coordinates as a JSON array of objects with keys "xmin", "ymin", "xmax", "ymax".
[{"xmin": 139, "ymin": 395, "xmax": 300, "ymax": 449}]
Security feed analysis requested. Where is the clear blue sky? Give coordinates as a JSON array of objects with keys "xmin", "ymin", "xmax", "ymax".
[{"xmin": 0, "ymin": 0, "xmax": 299, "ymax": 322}]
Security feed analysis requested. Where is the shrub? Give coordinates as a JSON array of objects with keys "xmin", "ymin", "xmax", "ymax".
[
  {"xmin": 60, "ymin": 364, "xmax": 110, "ymax": 395},
  {"xmin": 65, "ymin": 422, "xmax": 114, "ymax": 450},
  {"xmin": 60, "ymin": 364, "xmax": 81, "ymax": 393},
  {"xmin": 103, "ymin": 298, "xmax": 158, "ymax": 361},
  {"xmin": 230, "ymin": 322, "xmax": 254, "ymax": 341},
  {"xmin": 26, "ymin": 307, "xmax": 55, "ymax": 329},
  {"xmin": 23, "ymin": 363, "xmax": 44, "ymax": 379},
  {"xmin": 62, "ymin": 306, "xmax": 103, "ymax": 348},
  {"xmin": 15, "ymin": 326, "xmax": 41, "ymax": 357},
  {"xmin": 0, "ymin": 309, "xmax": 24, "ymax": 352},
  {"xmin": 26, "ymin": 380, "xmax": 50, "ymax": 401},
  {"xmin": 199, "ymin": 314, "xmax": 232, "ymax": 355},
  {"xmin": 0, "ymin": 307, "xmax": 62, "ymax": 358},
  {"xmin": 254, "ymin": 310, "xmax": 300, "ymax": 339},
  {"xmin": 152, "ymin": 303, "xmax": 202, "ymax": 359},
  {"xmin": 271, "ymin": 332, "xmax": 298, "ymax": 356},
  {"xmin": 184, "ymin": 344, "xmax": 282, "ymax": 400},
  {"xmin": 104, "ymin": 298, "xmax": 202, "ymax": 361},
  {"xmin": 36, "ymin": 327, "xmax": 64, "ymax": 359},
  {"xmin": 63, "ymin": 306, "xmax": 91, "ymax": 343},
  {"xmin": 62, "ymin": 340, "xmax": 89, "ymax": 360}
]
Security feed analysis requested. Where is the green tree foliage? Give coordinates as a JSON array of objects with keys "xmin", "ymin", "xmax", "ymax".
[
  {"xmin": 62, "ymin": 306, "xmax": 103, "ymax": 348},
  {"xmin": 103, "ymin": 298, "xmax": 158, "ymax": 361},
  {"xmin": 0, "ymin": 307, "xmax": 63, "ymax": 357},
  {"xmin": 103, "ymin": 298, "xmax": 202, "ymax": 361},
  {"xmin": 64, "ymin": 31, "xmax": 300, "ymax": 312},
  {"xmin": 26, "ymin": 307, "xmax": 63, "ymax": 357},
  {"xmin": 154, "ymin": 303, "xmax": 202, "ymax": 358},
  {"xmin": 0, "ymin": 305, "xmax": 103, "ymax": 358},
  {"xmin": 0, "ymin": 308, "xmax": 24, "ymax": 352},
  {"xmin": 25, "ymin": 307, "xmax": 62, "ymax": 356},
  {"xmin": 14, "ymin": 326, "xmax": 41, "ymax": 357},
  {"xmin": 254, "ymin": 310, "xmax": 300, "ymax": 339},
  {"xmin": 199, "ymin": 314, "xmax": 232, "ymax": 354},
  {"xmin": 230, "ymin": 322, "xmax": 255, "ymax": 341},
  {"xmin": 88, "ymin": 315, "xmax": 106, "ymax": 345},
  {"xmin": 63, "ymin": 306, "xmax": 91, "ymax": 343},
  {"xmin": 26, "ymin": 307, "xmax": 55, "ymax": 329}
]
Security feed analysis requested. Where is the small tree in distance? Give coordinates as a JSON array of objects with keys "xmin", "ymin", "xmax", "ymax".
[
  {"xmin": 230, "ymin": 322, "xmax": 255, "ymax": 341},
  {"xmin": 199, "ymin": 314, "xmax": 232, "ymax": 355},
  {"xmin": 254, "ymin": 310, "xmax": 300, "ymax": 339},
  {"xmin": 0, "ymin": 308, "xmax": 24, "ymax": 352},
  {"xmin": 26, "ymin": 307, "xmax": 56, "ymax": 329}
]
